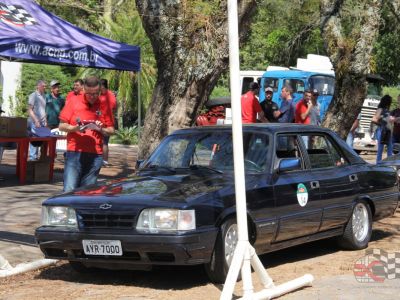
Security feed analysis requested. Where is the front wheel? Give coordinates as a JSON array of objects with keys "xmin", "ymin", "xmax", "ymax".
[
  {"xmin": 338, "ymin": 201, "xmax": 372, "ymax": 250},
  {"xmin": 204, "ymin": 218, "xmax": 238, "ymax": 283}
]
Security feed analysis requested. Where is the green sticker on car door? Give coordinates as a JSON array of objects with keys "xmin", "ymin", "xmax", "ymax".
[{"xmin": 297, "ymin": 183, "xmax": 308, "ymax": 207}]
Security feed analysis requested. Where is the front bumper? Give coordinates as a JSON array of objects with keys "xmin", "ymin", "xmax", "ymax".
[{"xmin": 35, "ymin": 227, "xmax": 218, "ymax": 268}]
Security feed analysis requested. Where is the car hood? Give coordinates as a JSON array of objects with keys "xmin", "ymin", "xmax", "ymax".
[{"xmin": 44, "ymin": 173, "xmax": 233, "ymax": 208}]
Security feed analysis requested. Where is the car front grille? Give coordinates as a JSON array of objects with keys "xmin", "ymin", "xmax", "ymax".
[{"xmin": 77, "ymin": 211, "xmax": 136, "ymax": 229}]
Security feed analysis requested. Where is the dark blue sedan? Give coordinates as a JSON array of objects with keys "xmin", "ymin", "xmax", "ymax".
[{"xmin": 35, "ymin": 124, "xmax": 399, "ymax": 283}]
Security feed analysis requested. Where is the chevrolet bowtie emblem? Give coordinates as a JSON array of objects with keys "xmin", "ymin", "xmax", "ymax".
[{"xmin": 99, "ymin": 203, "xmax": 112, "ymax": 209}]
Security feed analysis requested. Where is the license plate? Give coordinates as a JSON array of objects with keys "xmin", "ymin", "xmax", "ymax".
[{"xmin": 82, "ymin": 240, "xmax": 123, "ymax": 256}]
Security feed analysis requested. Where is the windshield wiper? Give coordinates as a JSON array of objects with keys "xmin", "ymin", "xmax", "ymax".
[
  {"xmin": 188, "ymin": 164, "xmax": 224, "ymax": 174},
  {"xmin": 142, "ymin": 165, "xmax": 176, "ymax": 173}
]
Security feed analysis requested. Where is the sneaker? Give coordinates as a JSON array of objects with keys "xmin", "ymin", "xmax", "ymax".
[{"xmin": 102, "ymin": 160, "xmax": 109, "ymax": 167}]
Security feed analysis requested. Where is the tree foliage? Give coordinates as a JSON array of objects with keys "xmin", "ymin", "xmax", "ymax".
[
  {"xmin": 37, "ymin": 0, "xmax": 103, "ymax": 32},
  {"xmin": 374, "ymin": 0, "xmax": 400, "ymax": 84},
  {"xmin": 241, "ymin": 0, "xmax": 325, "ymax": 69}
]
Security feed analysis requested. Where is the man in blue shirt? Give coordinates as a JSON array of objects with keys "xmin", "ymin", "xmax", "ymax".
[{"xmin": 274, "ymin": 85, "xmax": 295, "ymax": 123}]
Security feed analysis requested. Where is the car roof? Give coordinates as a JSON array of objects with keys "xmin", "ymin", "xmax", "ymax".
[{"xmin": 172, "ymin": 124, "xmax": 333, "ymax": 135}]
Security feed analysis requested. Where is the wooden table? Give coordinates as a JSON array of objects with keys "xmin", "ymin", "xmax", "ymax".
[{"xmin": 0, "ymin": 136, "xmax": 62, "ymax": 184}]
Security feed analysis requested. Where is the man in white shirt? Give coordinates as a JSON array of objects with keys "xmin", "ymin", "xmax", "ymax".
[{"xmin": 28, "ymin": 80, "xmax": 47, "ymax": 160}]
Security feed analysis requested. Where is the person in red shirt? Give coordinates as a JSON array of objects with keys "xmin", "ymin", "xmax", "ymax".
[
  {"xmin": 65, "ymin": 79, "xmax": 84, "ymax": 103},
  {"xmin": 59, "ymin": 76, "xmax": 115, "ymax": 192},
  {"xmin": 295, "ymin": 90, "xmax": 313, "ymax": 124},
  {"xmin": 99, "ymin": 79, "xmax": 117, "ymax": 166},
  {"xmin": 241, "ymin": 82, "xmax": 268, "ymax": 123}
]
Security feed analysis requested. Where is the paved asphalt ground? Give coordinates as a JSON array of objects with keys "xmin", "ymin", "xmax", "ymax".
[{"xmin": 0, "ymin": 146, "xmax": 399, "ymax": 299}]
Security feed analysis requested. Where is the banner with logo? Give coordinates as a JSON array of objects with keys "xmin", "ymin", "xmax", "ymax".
[{"xmin": 0, "ymin": 0, "xmax": 140, "ymax": 71}]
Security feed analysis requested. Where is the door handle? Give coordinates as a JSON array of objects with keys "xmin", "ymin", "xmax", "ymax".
[
  {"xmin": 349, "ymin": 174, "xmax": 358, "ymax": 182},
  {"xmin": 310, "ymin": 181, "xmax": 319, "ymax": 189}
]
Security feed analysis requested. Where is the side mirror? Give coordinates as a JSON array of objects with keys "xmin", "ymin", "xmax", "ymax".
[
  {"xmin": 135, "ymin": 159, "xmax": 145, "ymax": 170},
  {"xmin": 278, "ymin": 158, "xmax": 301, "ymax": 173}
]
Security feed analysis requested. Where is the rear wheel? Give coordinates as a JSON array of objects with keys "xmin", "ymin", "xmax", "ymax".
[
  {"xmin": 204, "ymin": 218, "xmax": 238, "ymax": 283},
  {"xmin": 338, "ymin": 201, "xmax": 372, "ymax": 250}
]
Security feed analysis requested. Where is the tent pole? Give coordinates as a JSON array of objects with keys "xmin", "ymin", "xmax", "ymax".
[{"xmin": 137, "ymin": 71, "xmax": 141, "ymax": 140}]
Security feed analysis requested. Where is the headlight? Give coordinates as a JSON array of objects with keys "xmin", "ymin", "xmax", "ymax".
[
  {"xmin": 136, "ymin": 209, "xmax": 195, "ymax": 233},
  {"xmin": 42, "ymin": 206, "xmax": 77, "ymax": 227}
]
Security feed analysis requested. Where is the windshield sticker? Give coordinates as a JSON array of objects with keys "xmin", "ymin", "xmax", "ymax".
[{"xmin": 297, "ymin": 183, "xmax": 308, "ymax": 207}]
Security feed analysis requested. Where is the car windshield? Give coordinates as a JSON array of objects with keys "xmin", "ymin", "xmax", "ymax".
[{"xmin": 142, "ymin": 131, "xmax": 270, "ymax": 173}]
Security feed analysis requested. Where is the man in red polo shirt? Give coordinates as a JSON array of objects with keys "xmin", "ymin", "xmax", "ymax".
[
  {"xmin": 65, "ymin": 79, "xmax": 84, "ymax": 103},
  {"xmin": 59, "ymin": 76, "xmax": 115, "ymax": 192},
  {"xmin": 295, "ymin": 89, "xmax": 313, "ymax": 124},
  {"xmin": 241, "ymin": 82, "xmax": 268, "ymax": 123}
]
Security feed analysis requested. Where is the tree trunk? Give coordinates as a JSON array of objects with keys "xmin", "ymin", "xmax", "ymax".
[
  {"xmin": 103, "ymin": 0, "xmax": 114, "ymax": 33},
  {"xmin": 135, "ymin": 0, "xmax": 257, "ymax": 158},
  {"xmin": 320, "ymin": 0, "xmax": 382, "ymax": 138}
]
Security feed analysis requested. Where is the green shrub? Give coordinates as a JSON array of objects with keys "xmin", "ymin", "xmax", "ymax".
[{"xmin": 110, "ymin": 126, "xmax": 138, "ymax": 145}]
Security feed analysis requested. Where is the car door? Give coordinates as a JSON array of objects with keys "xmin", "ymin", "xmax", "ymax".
[
  {"xmin": 299, "ymin": 133, "xmax": 359, "ymax": 231},
  {"xmin": 241, "ymin": 132, "xmax": 277, "ymax": 247},
  {"xmin": 272, "ymin": 134, "xmax": 323, "ymax": 242}
]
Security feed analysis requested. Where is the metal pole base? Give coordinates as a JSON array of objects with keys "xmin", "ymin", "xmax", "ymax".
[{"xmin": 220, "ymin": 241, "xmax": 314, "ymax": 300}]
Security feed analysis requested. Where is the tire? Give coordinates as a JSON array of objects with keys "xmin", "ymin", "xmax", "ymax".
[
  {"xmin": 204, "ymin": 218, "xmax": 238, "ymax": 283},
  {"xmin": 338, "ymin": 200, "xmax": 372, "ymax": 250},
  {"xmin": 69, "ymin": 261, "xmax": 95, "ymax": 273}
]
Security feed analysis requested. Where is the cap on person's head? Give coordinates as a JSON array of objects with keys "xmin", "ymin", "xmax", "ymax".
[
  {"xmin": 249, "ymin": 82, "xmax": 260, "ymax": 91},
  {"xmin": 312, "ymin": 89, "xmax": 319, "ymax": 95},
  {"xmin": 50, "ymin": 80, "xmax": 60, "ymax": 87},
  {"xmin": 265, "ymin": 87, "xmax": 273, "ymax": 93}
]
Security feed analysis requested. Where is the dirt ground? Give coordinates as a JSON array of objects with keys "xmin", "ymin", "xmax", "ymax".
[{"xmin": 0, "ymin": 149, "xmax": 399, "ymax": 299}]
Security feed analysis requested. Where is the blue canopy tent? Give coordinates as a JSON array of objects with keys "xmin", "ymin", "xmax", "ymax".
[
  {"xmin": 0, "ymin": 0, "xmax": 140, "ymax": 70},
  {"xmin": 0, "ymin": 0, "xmax": 141, "ymax": 127}
]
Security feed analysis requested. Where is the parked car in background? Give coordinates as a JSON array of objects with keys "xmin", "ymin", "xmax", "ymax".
[
  {"xmin": 35, "ymin": 124, "xmax": 399, "ymax": 283},
  {"xmin": 196, "ymin": 97, "xmax": 230, "ymax": 126}
]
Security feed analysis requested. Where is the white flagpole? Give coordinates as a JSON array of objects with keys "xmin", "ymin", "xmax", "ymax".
[{"xmin": 220, "ymin": 1, "xmax": 314, "ymax": 299}]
